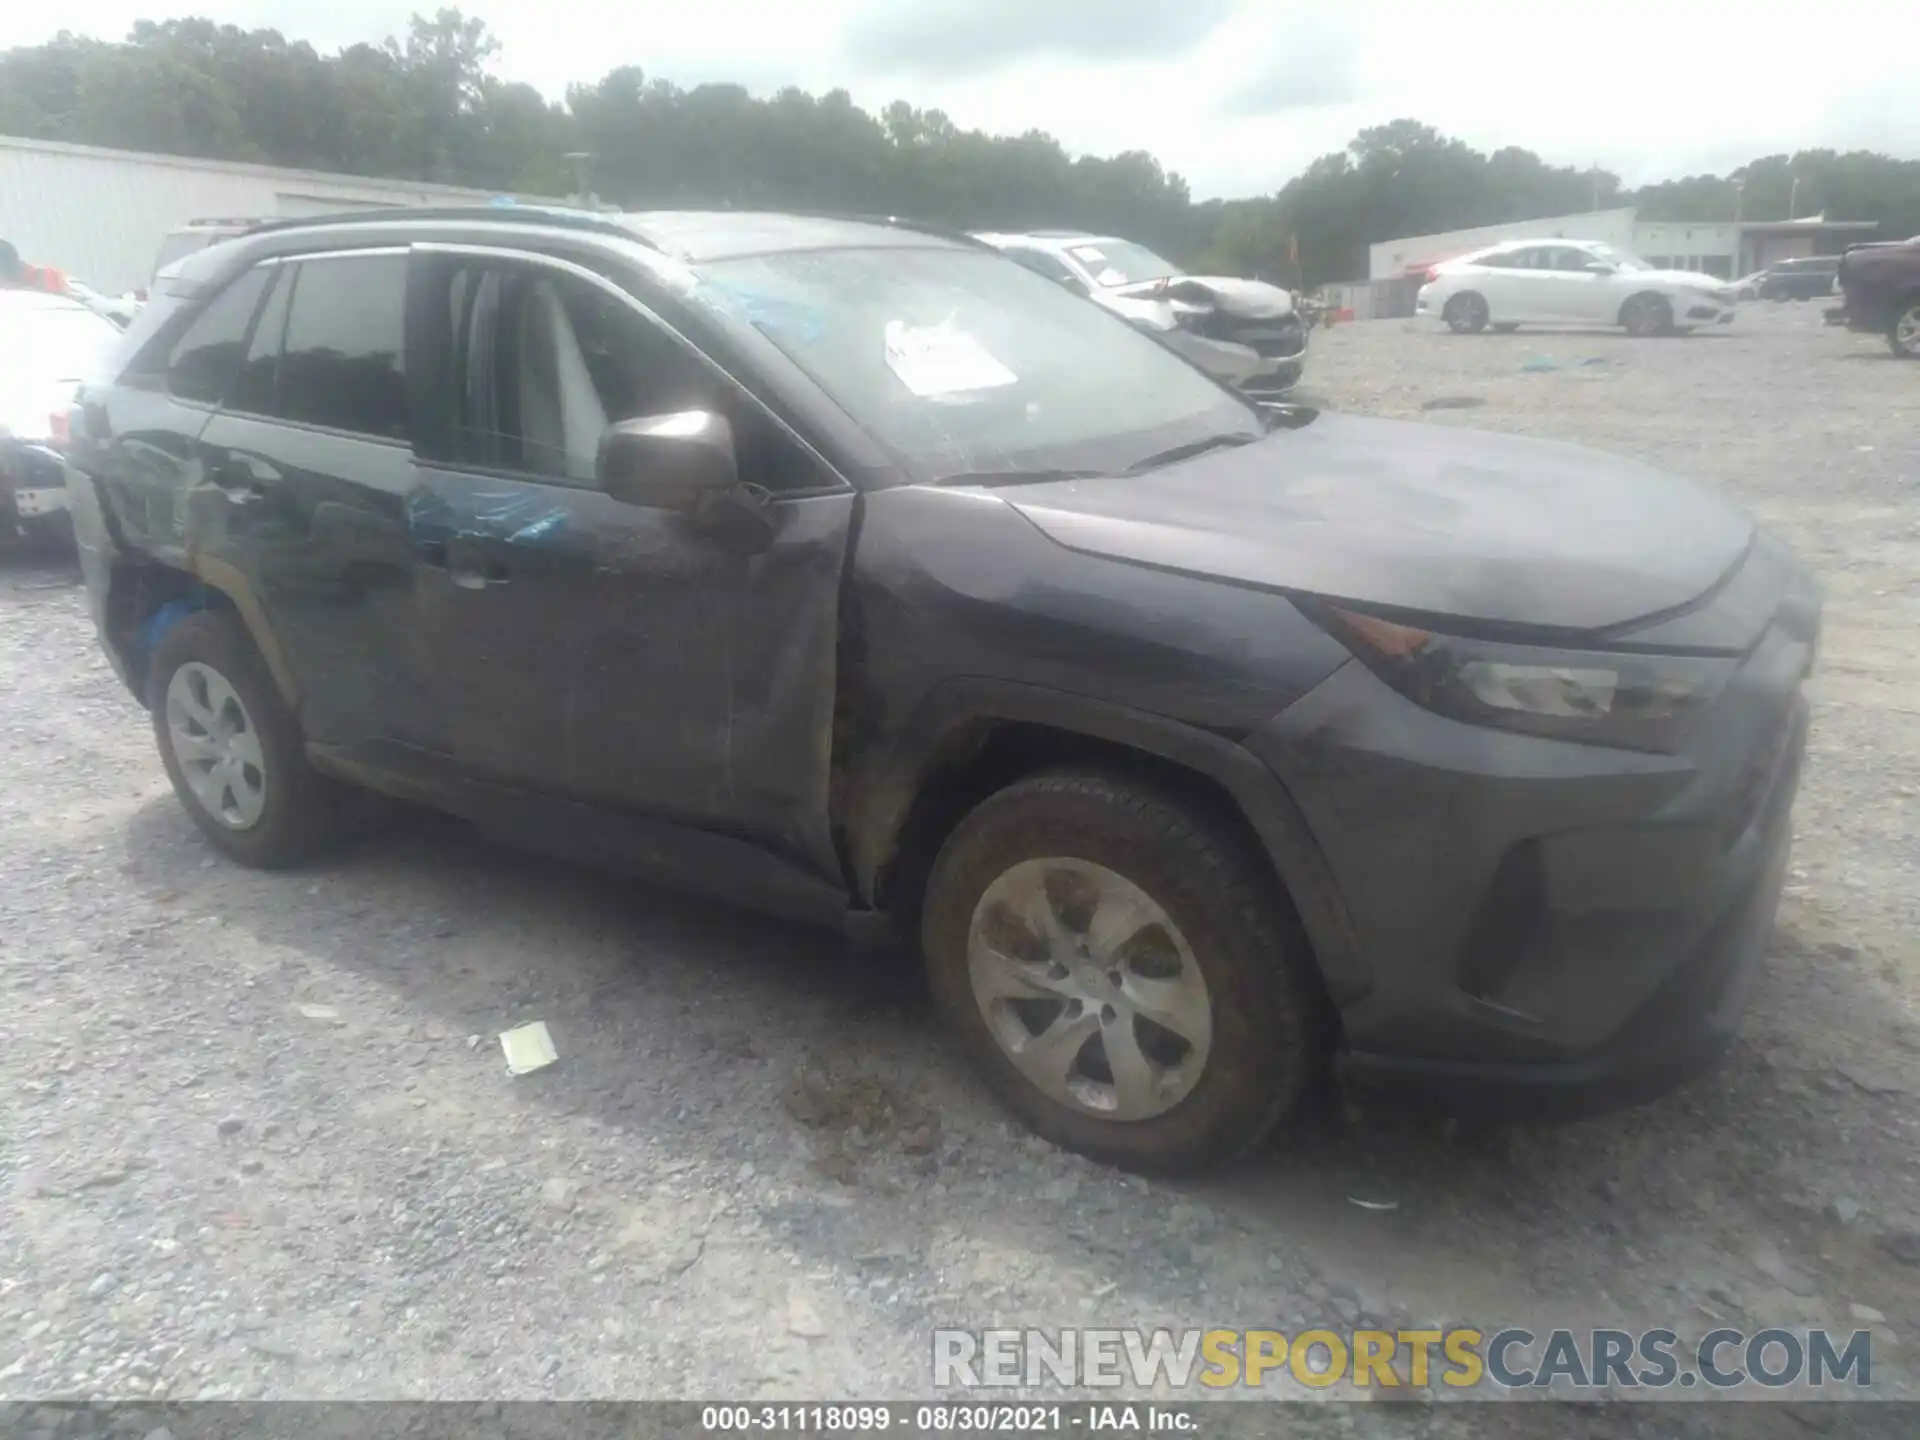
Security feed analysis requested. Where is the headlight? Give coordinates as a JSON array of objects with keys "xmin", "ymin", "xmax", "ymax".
[{"xmin": 1313, "ymin": 606, "xmax": 1735, "ymax": 751}]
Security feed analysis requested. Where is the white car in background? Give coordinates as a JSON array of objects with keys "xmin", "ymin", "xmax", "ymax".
[
  {"xmin": 973, "ymin": 230, "xmax": 1308, "ymax": 391},
  {"xmin": 1416, "ymin": 239, "xmax": 1739, "ymax": 337},
  {"xmin": 1, "ymin": 290, "xmax": 123, "ymax": 547},
  {"xmin": 64, "ymin": 278, "xmax": 143, "ymax": 328}
]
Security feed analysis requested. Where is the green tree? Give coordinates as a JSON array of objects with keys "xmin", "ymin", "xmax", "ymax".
[{"xmin": 2, "ymin": 12, "xmax": 1915, "ymax": 280}]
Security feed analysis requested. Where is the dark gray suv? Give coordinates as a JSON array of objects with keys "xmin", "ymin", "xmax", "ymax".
[{"xmin": 64, "ymin": 206, "xmax": 1819, "ymax": 1173}]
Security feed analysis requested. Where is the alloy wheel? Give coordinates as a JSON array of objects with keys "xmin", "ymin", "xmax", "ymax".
[
  {"xmin": 165, "ymin": 661, "xmax": 268, "ymax": 829},
  {"xmin": 1896, "ymin": 304, "xmax": 1920, "ymax": 358},
  {"xmin": 966, "ymin": 857, "xmax": 1213, "ymax": 1122}
]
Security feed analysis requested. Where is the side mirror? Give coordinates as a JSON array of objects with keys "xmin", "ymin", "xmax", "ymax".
[
  {"xmin": 1583, "ymin": 261, "xmax": 1616, "ymax": 275},
  {"xmin": 596, "ymin": 410, "xmax": 738, "ymax": 512},
  {"xmin": 1061, "ymin": 274, "xmax": 1091, "ymax": 296}
]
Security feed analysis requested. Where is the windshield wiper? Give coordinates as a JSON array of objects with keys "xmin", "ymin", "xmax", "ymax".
[
  {"xmin": 929, "ymin": 467, "xmax": 1107, "ymax": 489},
  {"xmin": 1121, "ymin": 431, "xmax": 1261, "ymax": 476}
]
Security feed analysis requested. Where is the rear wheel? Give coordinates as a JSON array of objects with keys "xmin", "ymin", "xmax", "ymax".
[
  {"xmin": 922, "ymin": 770, "xmax": 1322, "ymax": 1174},
  {"xmin": 1620, "ymin": 293, "xmax": 1674, "ymax": 337},
  {"xmin": 1442, "ymin": 292, "xmax": 1489, "ymax": 334},
  {"xmin": 1891, "ymin": 300, "xmax": 1920, "ymax": 360},
  {"xmin": 149, "ymin": 609, "xmax": 344, "ymax": 867}
]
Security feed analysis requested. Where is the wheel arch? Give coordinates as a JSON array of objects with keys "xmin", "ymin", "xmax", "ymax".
[
  {"xmin": 849, "ymin": 679, "xmax": 1368, "ymax": 1009},
  {"xmin": 103, "ymin": 554, "xmax": 296, "ymax": 710},
  {"xmin": 1618, "ymin": 290, "xmax": 1674, "ymax": 329}
]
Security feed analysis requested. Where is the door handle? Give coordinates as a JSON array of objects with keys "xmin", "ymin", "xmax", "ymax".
[{"xmin": 211, "ymin": 454, "xmax": 280, "ymax": 502}]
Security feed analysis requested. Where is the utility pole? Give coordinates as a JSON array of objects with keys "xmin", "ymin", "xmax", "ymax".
[{"xmin": 1789, "ymin": 176, "xmax": 1800, "ymax": 221}]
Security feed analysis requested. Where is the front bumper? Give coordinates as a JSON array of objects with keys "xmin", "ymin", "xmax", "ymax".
[
  {"xmin": 1247, "ymin": 565, "xmax": 1818, "ymax": 1120},
  {"xmin": 2, "ymin": 442, "xmax": 71, "ymax": 532},
  {"xmin": 1164, "ymin": 316, "xmax": 1307, "ymax": 390},
  {"xmin": 1677, "ymin": 296, "xmax": 1737, "ymax": 324}
]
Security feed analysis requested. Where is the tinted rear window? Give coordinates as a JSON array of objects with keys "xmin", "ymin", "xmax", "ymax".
[
  {"xmin": 165, "ymin": 267, "xmax": 273, "ymax": 406},
  {"xmin": 273, "ymin": 254, "xmax": 407, "ymax": 438}
]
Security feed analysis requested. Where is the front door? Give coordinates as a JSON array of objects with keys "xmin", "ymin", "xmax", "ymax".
[{"xmin": 402, "ymin": 245, "xmax": 856, "ymax": 879}]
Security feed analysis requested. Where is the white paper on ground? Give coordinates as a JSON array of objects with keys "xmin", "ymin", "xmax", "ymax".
[
  {"xmin": 499, "ymin": 1020, "xmax": 559, "ymax": 1076},
  {"xmin": 883, "ymin": 318, "xmax": 1017, "ymax": 398}
]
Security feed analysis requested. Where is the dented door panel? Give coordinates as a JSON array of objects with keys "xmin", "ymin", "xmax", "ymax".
[
  {"xmin": 407, "ymin": 465, "xmax": 856, "ymax": 881},
  {"xmin": 191, "ymin": 411, "xmax": 423, "ymax": 749}
]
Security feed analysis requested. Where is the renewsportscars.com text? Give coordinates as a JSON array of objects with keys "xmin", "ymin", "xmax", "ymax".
[{"xmin": 932, "ymin": 1326, "xmax": 1874, "ymax": 1392}]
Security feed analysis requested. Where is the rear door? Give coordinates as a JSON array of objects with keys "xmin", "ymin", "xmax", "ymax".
[
  {"xmin": 82, "ymin": 263, "xmax": 278, "ymax": 578},
  {"xmin": 1541, "ymin": 246, "xmax": 1613, "ymax": 322},
  {"xmin": 192, "ymin": 249, "xmax": 428, "ymax": 753},
  {"xmin": 1473, "ymin": 248, "xmax": 1537, "ymax": 319},
  {"xmin": 403, "ymin": 243, "xmax": 855, "ymax": 877}
]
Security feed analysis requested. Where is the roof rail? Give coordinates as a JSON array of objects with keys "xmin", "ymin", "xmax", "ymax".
[
  {"xmin": 237, "ymin": 204, "xmax": 657, "ymax": 248},
  {"xmin": 236, "ymin": 202, "xmax": 994, "ymax": 258}
]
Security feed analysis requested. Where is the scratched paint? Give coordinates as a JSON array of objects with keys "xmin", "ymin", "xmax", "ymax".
[{"xmin": 406, "ymin": 486, "xmax": 573, "ymax": 548}]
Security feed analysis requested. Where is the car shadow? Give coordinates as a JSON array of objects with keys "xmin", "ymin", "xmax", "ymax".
[
  {"xmin": 0, "ymin": 541, "xmax": 82, "ymax": 589},
  {"xmin": 104, "ymin": 788, "xmax": 1920, "ymax": 1347}
]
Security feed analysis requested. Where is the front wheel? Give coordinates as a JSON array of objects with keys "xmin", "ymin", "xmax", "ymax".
[
  {"xmin": 1620, "ymin": 293, "xmax": 1674, "ymax": 337},
  {"xmin": 922, "ymin": 770, "xmax": 1323, "ymax": 1174},
  {"xmin": 1442, "ymin": 292, "xmax": 1489, "ymax": 334},
  {"xmin": 1891, "ymin": 300, "xmax": 1920, "ymax": 360}
]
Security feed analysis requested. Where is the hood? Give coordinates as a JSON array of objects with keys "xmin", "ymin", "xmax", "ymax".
[
  {"xmin": 1001, "ymin": 412, "xmax": 1755, "ymax": 635},
  {"xmin": 1109, "ymin": 275, "xmax": 1295, "ymax": 319}
]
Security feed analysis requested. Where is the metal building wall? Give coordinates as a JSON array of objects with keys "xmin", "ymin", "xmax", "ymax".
[{"xmin": 0, "ymin": 136, "xmax": 534, "ymax": 293}]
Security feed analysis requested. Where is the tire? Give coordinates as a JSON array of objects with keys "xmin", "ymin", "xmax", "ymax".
[
  {"xmin": 1620, "ymin": 293, "xmax": 1674, "ymax": 337},
  {"xmin": 1490, "ymin": 322, "xmax": 1520, "ymax": 334},
  {"xmin": 921, "ymin": 769, "xmax": 1323, "ymax": 1174},
  {"xmin": 148, "ymin": 608, "xmax": 343, "ymax": 867},
  {"xmin": 1442, "ymin": 292, "xmax": 1489, "ymax": 334},
  {"xmin": 1890, "ymin": 299, "xmax": 1920, "ymax": 360}
]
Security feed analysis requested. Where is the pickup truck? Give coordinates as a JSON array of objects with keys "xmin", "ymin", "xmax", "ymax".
[{"xmin": 1830, "ymin": 238, "xmax": 1920, "ymax": 358}]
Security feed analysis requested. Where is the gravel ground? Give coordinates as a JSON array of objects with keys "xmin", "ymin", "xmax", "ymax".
[{"xmin": 1, "ymin": 301, "xmax": 1916, "ymax": 1424}]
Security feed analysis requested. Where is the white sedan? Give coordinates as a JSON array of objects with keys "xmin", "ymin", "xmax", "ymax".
[
  {"xmin": 1416, "ymin": 239, "xmax": 1739, "ymax": 337},
  {"xmin": 2, "ymin": 290, "xmax": 123, "ymax": 546}
]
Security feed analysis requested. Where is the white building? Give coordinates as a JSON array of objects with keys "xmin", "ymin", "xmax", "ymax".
[
  {"xmin": 1367, "ymin": 207, "xmax": 1877, "ymax": 282},
  {"xmin": 0, "ymin": 135, "xmax": 557, "ymax": 294}
]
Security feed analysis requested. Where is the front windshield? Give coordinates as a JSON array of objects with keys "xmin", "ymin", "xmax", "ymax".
[
  {"xmin": 1062, "ymin": 239, "xmax": 1183, "ymax": 288},
  {"xmin": 1587, "ymin": 244, "xmax": 1652, "ymax": 272},
  {"xmin": 695, "ymin": 246, "xmax": 1255, "ymax": 484}
]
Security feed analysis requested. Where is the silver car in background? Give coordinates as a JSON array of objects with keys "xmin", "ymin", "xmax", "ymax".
[{"xmin": 973, "ymin": 230, "xmax": 1308, "ymax": 393}]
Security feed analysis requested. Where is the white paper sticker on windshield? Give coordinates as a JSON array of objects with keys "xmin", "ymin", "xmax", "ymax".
[
  {"xmin": 884, "ymin": 318, "xmax": 1018, "ymax": 398},
  {"xmin": 1068, "ymin": 246, "xmax": 1106, "ymax": 264}
]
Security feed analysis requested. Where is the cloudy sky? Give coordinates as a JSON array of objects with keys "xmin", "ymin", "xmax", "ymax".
[{"xmin": 4, "ymin": 0, "xmax": 1914, "ymax": 199}]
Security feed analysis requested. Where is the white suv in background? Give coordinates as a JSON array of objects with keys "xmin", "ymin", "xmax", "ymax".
[{"xmin": 1417, "ymin": 239, "xmax": 1738, "ymax": 337}]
